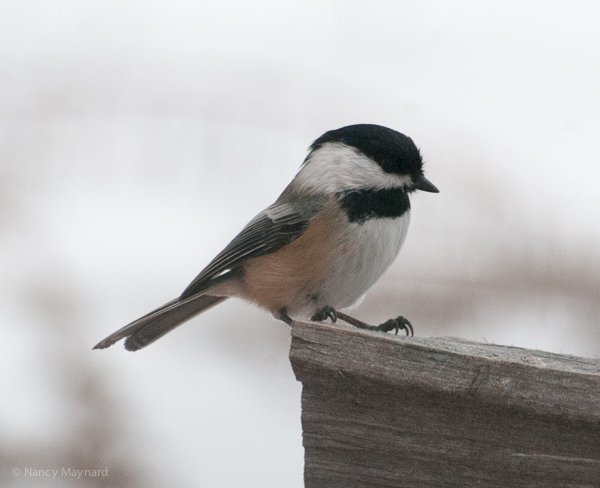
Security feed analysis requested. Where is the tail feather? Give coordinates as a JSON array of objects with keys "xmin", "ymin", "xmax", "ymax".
[{"xmin": 93, "ymin": 294, "xmax": 228, "ymax": 351}]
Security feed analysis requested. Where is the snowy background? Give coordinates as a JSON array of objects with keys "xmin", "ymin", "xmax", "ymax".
[{"xmin": 1, "ymin": 1, "xmax": 600, "ymax": 486}]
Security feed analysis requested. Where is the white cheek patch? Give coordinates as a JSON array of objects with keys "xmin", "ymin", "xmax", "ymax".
[{"xmin": 294, "ymin": 143, "xmax": 413, "ymax": 193}]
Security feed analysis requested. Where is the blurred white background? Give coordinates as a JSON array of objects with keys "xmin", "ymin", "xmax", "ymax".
[{"xmin": 1, "ymin": 1, "xmax": 600, "ymax": 486}]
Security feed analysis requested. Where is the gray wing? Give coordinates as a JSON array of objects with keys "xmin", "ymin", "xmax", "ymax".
[{"xmin": 180, "ymin": 199, "xmax": 323, "ymax": 299}]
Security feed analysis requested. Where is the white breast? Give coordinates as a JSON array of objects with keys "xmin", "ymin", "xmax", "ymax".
[{"xmin": 320, "ymin": 210, "xmax": 411, "ymax": 311}]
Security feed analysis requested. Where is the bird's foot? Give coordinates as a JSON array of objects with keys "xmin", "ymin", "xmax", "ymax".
[
  {"xmin": 278, "ymin": 309, "xmax": 293, "ymax": 326},
  {"xmin": 311, "ymin": 305, "xmax": 338, "ymax": 323},
  {"xmin": 335, "ymin": 311, "xmax": 414, "ymax": 337},
  {"xmin": 373, "ymin": 316, "xmax": 414, "ymax": 336}
]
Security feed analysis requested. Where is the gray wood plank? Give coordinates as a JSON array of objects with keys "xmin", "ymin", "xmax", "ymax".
[{"xmin": 289, "ymin": 320, "xmax": 600, "ymax": 488}]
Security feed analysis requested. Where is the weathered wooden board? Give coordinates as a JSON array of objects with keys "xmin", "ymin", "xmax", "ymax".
[{"xmin": 289, "ymin": 320, "xmax": 600, "ymax": 488}]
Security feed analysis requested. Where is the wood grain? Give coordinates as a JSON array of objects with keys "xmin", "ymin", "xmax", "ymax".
[{"xmin": 289, "ymin": 320, "xmax": 600, "ymax": 488}]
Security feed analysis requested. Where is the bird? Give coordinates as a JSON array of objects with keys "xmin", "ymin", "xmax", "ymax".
[{"xmin": 93, "ymin": 124, "xmax": 438, "ymax": 351}]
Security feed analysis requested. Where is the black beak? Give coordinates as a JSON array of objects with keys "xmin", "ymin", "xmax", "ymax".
[{"xmin": 413, "ymin": 176, "xmax": 439, "ymax": 193}]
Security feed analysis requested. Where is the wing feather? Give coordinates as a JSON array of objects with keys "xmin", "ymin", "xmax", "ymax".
[{"xmin": 180, "ymin": 200, "xmax": 322, "ymax": 299}]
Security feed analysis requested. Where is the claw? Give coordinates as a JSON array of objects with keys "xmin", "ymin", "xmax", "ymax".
[
  {"xmin": 311, "ymin": 305, "xmax": 338, "ymax": 323},
  {"xmin": 377, "ymin": 316, "xmax": 413, "ymax": 337}
]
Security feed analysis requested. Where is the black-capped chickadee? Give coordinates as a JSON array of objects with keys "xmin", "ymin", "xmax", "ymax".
[{"xmin": 94, "ymin": 124, "xmax": 438, "ymax": 351}]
